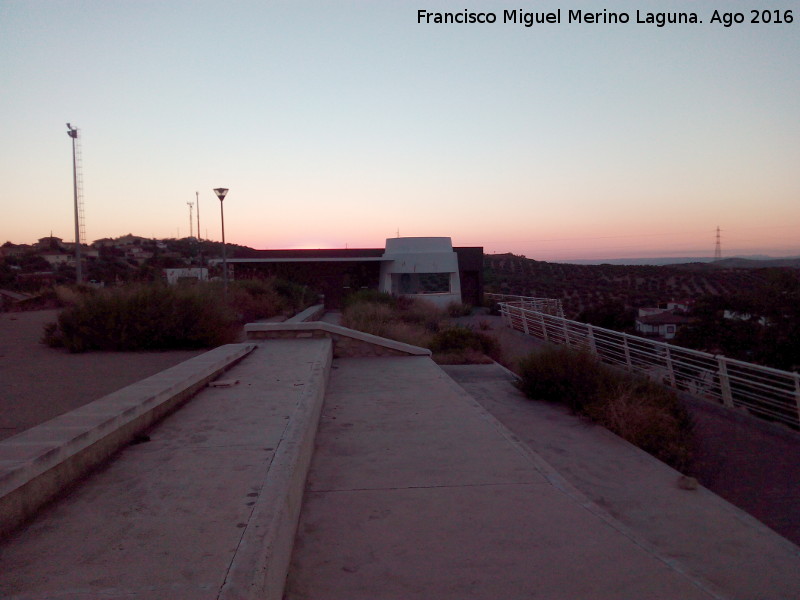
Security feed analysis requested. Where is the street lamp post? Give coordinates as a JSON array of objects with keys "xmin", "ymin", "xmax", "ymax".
[
  {"xmin": 213, "ymin": 188, "xmax": 229, "ymax": 296},
  {"xmin": 66, "ymin": 123, "xmax": 82, "ymax": 284}
]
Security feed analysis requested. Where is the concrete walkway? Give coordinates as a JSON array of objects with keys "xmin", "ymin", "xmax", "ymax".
[
  {"xmin": 442, "ymin": 363, "xmax": 800, "ymax": 599},
  {"xmin": 284, "ymin": 357, "xmax": 799, "ymax": 599}
]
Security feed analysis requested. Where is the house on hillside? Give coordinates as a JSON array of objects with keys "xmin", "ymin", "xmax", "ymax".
[
  {"xmin": 164, "ymin": 268, "xmax": 208, "ymax": 285},
  {"xmin": 1, "ymin": 242, "xmax": 29, "ymax": 258},
  {"xmin": 635, "ymin": 309, "xmax": 691, "ymax": 340},
  {"xmin": 40, "ymin": 251, "xmax": 75, "ymax": 267},
  {"xmin": 36, "ymin": 236, "xmax": 65, "ymax": 251},
  {"xmin": 723, "ymin": 310, "xmax": 769, "ymax": 327},
  {"xmin": 61, "ymin": 242, "xmax": 99, "ymax": 259}
]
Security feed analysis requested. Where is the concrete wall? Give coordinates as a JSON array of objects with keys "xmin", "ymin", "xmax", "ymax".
[{"xmin": 245, "ymin": 322, "xmax": 431, "ymax": 359}]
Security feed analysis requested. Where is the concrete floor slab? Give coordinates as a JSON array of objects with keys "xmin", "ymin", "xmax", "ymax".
[
  {"xmin": 311, "ymin": 358, "xmax": 542, "ymax": 490},
  {"xmin": 290, "ymin": 485, "xmax": 711, "ymax": 600}
]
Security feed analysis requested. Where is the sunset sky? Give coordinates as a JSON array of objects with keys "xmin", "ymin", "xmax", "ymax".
[{"xmin": 2, "ymin": 1, "xmax": 798, "ymax": 261}]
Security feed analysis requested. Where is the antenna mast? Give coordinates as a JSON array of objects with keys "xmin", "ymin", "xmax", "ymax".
[
  {"xmin": 187, "ymin": 200, "xmax": 195, "ymax": 238},
  {"xmin": 714, "ymin": 226, "xmax": 722, "ymax": 261}
]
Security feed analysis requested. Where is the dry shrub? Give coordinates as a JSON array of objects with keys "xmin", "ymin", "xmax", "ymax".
[
  {"xmin": 586, "ymin": 381, "xmax": 693, "ymax": 472},
  {"xmin": 446, "ymin": 301, "xmax": 473, "ymax": 317},
  {"xmin": 54, "ymin": 285, "xmax": 82, "ymax": 306},
  {"xmin": 433, "ymin": 348, "xmax": 494, "ymax": 365},
  {"xmin": 518, "ymin": 346, "xmax": 693, "ymax": 471},
  {"xmin": 384, "ymin": 321, "xmax": 432, "ymax": 349},
  {"xmin": 228, "ymin": 279, "xmax": 285, "ymax": 321},
  {"xmin": 343, "ymin": 298, "xmax": 504, "ymax": 364},
  {"xmin": 341, "ymin": 301, "xmax": 396, "ymax": 338},
  {"xmin": 397, "ymin": 297, "xmax": 444, "ymax": 332},
  {"xmin": 517, "ymin": 347, "xmax": 613, "ymax": 413},
  {"xmin": 42, "ymin": 279, "xmax": 304, "ymax": 353},
  {"xmin": 45, "ymin": 284, "xmax": 238, "ymax": 352}
]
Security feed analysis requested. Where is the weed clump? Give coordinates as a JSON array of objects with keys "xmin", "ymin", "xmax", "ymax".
[{"xmin": 518, "ymin": 346, "xmax": 693, "ymax": 471}]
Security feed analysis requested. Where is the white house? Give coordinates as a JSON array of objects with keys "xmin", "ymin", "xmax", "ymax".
[
  {"xmin": 378, "ymin": 237, "xmax": 462, "ymax": 308},
  {"xmin": 164, "ymin": 268, "xmax": 208, "ymax": 285},
  {"xmin": 635, "ymin": 311, "xmax": 691, "ymax": 340}
]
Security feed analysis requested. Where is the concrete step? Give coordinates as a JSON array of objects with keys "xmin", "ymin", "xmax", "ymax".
[
  {"xmin": 0, "ymin": 342, "xmax": 256, "ymax": 539},
  {"xmin": 0, "ymin": 338, "xmax": 332, "ymax": 600}
]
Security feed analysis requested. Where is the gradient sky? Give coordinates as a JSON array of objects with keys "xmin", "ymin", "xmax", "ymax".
[{"xmin": 2, "ymin": 0, "xmax": 798, "ymax": 260}]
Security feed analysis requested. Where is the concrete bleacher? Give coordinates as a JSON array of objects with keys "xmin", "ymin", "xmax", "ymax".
[
  {"xmin": 1, "ymin": 322, "xmax": 799, "ymax": 599},
  {"xmin": 0, "ymin": 342, "xmax": 256, "ymax": 540}
]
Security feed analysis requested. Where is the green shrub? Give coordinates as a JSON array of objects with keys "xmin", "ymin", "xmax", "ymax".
[
  {"xmin": 517, "ymin": 346, "xmax": 693, "ymax": 471},
  {"xmin": 272, "ymin": 278, "xmax": 316, "ymax": 311}
]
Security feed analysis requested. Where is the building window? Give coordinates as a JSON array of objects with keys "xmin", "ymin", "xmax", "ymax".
[{"xmin": 393, "ymin": 273, "xmax": 450, "ymax": 294}]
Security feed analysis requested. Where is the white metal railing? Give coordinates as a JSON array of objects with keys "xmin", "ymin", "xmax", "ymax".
[
  {"xmin": 495, "ymin": 296, "xmax": 800, "ymax": 430},
  {"xmin": 486, "ymin": 293, "xmax": 565, "ymax": 318}
]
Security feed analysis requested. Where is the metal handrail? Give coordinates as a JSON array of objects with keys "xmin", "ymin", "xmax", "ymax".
[
  {"xmin": 486, "ymin": 292, "xmax": 565, "ymax": 318},
  {"xmin": 495, "ymin": 296, "xmax": 800, "ymax": 429}
]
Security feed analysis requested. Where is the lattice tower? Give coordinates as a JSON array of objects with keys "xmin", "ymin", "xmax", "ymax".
[{"xmin": 74, "ymin": 129, "xmax": 86, "ymax": 244}]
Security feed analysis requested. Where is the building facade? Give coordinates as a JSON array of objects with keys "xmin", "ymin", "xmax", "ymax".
[{"xmin": 221, "ymin": 237, "xmax": 483, "ymax": 308}]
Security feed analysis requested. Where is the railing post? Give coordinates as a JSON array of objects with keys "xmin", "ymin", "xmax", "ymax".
[
  {"xmin": 664, "ymin": 347, "xmax": 677, "ymax": 387},
  {"xmin": 622, "ymin": 335, "xmax": 633, "ymax": 369},
  {"xmin": 522, "ymin": 308, "xmax": 529, "ymax": 335},
  {"xmin": 562, "ymin": 319, "xmax": 570, "ymax": 347},
  {"xmin": 717, "ymin": 355, "xmax": 734, "ymax": 408},
  {"xmin": 587, "ymin": 326, "xmax": 598, "ymax": 356},
  {"xmin": 794, "ymin": 373, "xmax": 800, "ymax": 427},
  {"xmin": 539, "ymin": 311, "xmax": 549, "ymax": 342}
]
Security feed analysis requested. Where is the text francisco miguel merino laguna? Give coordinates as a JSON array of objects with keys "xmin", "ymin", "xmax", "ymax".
[{"xmin": 418, "ymin": 8, "xmax": 731, "ymax": 28}]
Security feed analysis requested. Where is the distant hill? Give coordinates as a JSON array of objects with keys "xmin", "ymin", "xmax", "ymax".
[
  {"xmin": 705, "ymin": 257, "xmax": 800, "ymax": 269},
  {"xmin": 484, "ymin": 253, "xmax": 792, "ymax": 318},
  {"xmin": 562, "ymin": 255, "xmax": 800, "ymax": 267}
]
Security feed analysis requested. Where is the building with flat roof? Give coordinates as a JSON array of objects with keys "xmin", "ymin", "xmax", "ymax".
[{"xmin": 218, "ymin": 237, "xmax": 483, "ymax": 308}]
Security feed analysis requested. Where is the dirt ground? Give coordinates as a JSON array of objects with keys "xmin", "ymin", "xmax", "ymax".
[{"xmin": 0, "ymin": 310, "xmax": 205, "ymax": 441}]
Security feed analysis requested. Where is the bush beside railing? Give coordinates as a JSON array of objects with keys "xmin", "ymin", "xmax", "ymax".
[{"xmin": 492, "ymin": 294, "xmax": 800, "ymax": 430}]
